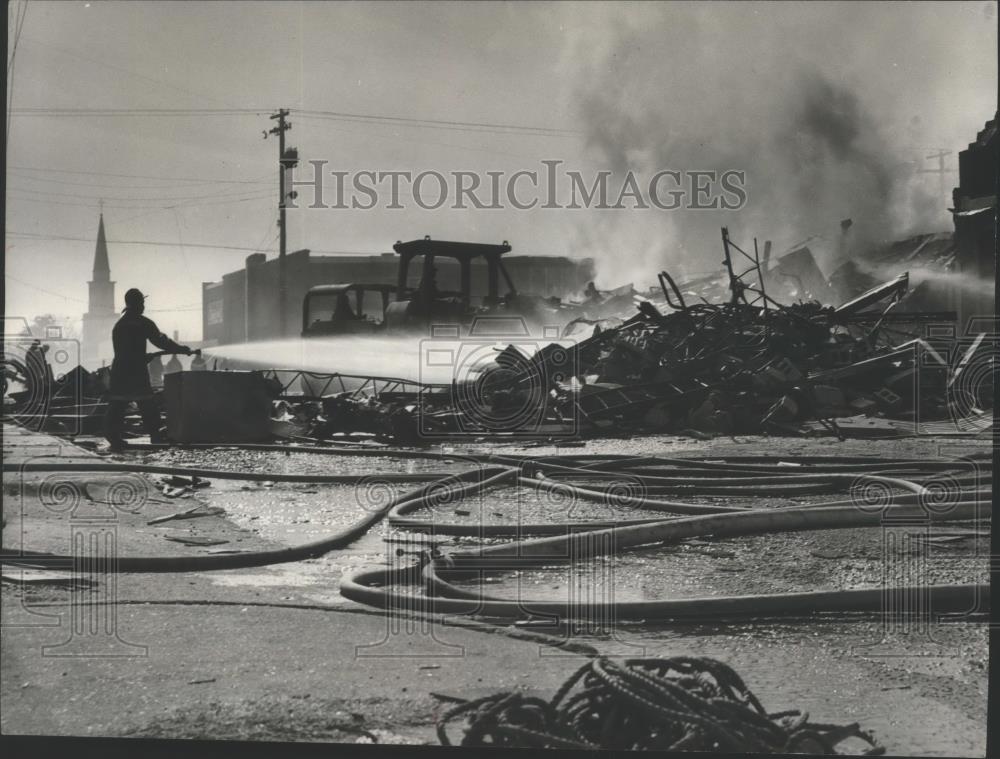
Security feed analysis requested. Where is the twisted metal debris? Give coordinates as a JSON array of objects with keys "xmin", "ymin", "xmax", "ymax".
[
  {"xmin": 437, "ymin": 656, "xmax": 885, "ymax": 754},
  {"xmin": 498, "ymin": 228, "xmax": 969, "ymax": 438}
]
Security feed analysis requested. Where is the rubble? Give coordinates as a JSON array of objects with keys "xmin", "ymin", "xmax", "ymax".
[
  {"xmin": 403, "ymin": 227, "xmax": 989, "ymax": 441},
  {"xmin": 2, "ymin": 227, "xmax": 991, "ymax": 445}
]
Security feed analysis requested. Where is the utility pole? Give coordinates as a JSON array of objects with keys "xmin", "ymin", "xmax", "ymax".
[
  {"xmin": 918, "ymin": 149, "xmax": 955, "ymax": 207},
  {"xmin": 265, "ymin": 109, "xmax": 296, "ymax": 336}
]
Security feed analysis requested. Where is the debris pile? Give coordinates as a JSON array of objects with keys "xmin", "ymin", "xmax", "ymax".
[
  {"xmin": 247, "ymin": 229, "xmax": 989, "ymax": 443},
  {"xmin": 437, "ymin": 656, "xmax": 884, "ymax": 753},
  {"xmin": 435, "ymin": 228, "xmax": 983, "ymax": 440},
  {"xmin": 3, "ymin": 227, "xmax": 990, "ymax": 444},
  {"xmin": 1, "ymin": 357, "xmax": 111, "ymax": 435}
]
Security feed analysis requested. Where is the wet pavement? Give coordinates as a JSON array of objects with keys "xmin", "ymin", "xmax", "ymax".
[{"xmin": 2, "ymin": 425, "xmax": 990, "ymax": 754}]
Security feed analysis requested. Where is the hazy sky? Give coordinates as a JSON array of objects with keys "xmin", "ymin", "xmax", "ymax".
[{"xmin": 5, "ymin": 1, "xmax": 997, "ymax": 340}]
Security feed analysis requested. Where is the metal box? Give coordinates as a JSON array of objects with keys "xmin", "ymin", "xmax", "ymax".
[{"xmin": 163, "ymin": 370, "xmax": 271, "ymax": 443}]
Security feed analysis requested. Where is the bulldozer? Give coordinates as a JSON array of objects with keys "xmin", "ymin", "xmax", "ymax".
[{"xmin": 302, "ymin": 237, "xmax": 564, "ymax": 337}]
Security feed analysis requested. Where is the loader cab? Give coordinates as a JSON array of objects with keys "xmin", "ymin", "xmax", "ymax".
[
  {"xmin": 301, "ymin": 284, "xmax": 395, "ymax": 337},
  {"xmin": 388, "ymin": 237, "xmax": 515, "ymax": 324}
]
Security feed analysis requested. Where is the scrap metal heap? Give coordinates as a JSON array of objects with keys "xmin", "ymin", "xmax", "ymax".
[
  {"xmin": 479, "ymin": 230, "xmax": 968, "ymax": 438},
  {"xmin": 397, "ymin": 227, "xmax": 984, "ymax": 441},
  {"xmin": 274, "ymin": 228, "xmax": 985, "ymax": 443},
  {"xmin": 3, "ymin": 227, "xmax": 989, "ymax": 444}
]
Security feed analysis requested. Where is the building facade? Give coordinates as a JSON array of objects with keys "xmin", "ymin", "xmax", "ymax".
[
  {"xmin": 80, "ymin": 214, "xmax": 117, "ymax": 369},
  {"xmin": 952, "ymin": 112, "xmax": 998, "ymax": 328},
  {"xmin": 202, "ymin": 247, "xmax": 595, "ymax": 345}
]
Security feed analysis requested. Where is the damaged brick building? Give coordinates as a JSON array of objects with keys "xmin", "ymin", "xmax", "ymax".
[{"xmin": 952, "ymin": 111, "xmax": 998, "ymax": 327}]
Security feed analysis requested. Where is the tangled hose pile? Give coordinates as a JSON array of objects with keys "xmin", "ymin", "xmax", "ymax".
[{"xmin": 437, "ymin": 656, "xmax": 884, "ymax": 754}]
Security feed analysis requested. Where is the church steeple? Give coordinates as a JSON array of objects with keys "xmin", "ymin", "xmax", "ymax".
[
  {"xmin": 81, "ymin": 213, "xmax": 118, "ymax": 369},
  {"xmin": 93, "ymin": 213, "xmax": 110, "ymax": 281},
  {"xmin": 85, "ymin": 214, "xmax": 115, "ymax": 317}
]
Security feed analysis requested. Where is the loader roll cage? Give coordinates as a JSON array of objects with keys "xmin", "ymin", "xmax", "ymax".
[{"xmin": 392, "ymin": 237, "xmax": 515, "ymax": 309}]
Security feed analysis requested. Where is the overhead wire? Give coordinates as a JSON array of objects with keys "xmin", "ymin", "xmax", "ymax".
[
  {"xmin": 8, "ymin": 164, "xmax": 273, "ymax": 185},
  {"xmin": 6, "ymin": 190, "xmax": 275, "ymax": 211},
  {"xmin": 17, "ymin": 34, "xmax": 248, "ymax": 111},
  {"xmin": 4, "ymin": 230, "xmax": 376, "ymax": 255},
  {"xmin": 292, "ymin": 108, "xmax": 581, "ymax": 138},
  {"xmin": 9, "ymin": 106, "xmax": 579, "ymax": 139},
  {"xmin": 8, "ymin": 183, "xmax": 277, "ymax": 203},
  {"xmin": 7, "ymin": 168, "xmax": 271, "ymax": 191},
  {"xmin": 3, "ymin": 273, "xmax": 87, "ymax": 304},
  {"xmin": 6, "ymin": 0, "xmax": 29, "ymax": 147}
]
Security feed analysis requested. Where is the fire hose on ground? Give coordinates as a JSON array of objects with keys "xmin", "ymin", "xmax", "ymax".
[
  {"xmin": 386, "ymin": 473, "xmax": 991, "ymax": 537},
  {"xmin": 1, "ymin": 465, "xmax": 512, "ymax": 572},
  {"xmin": 341, "ymin": 497, "xmax": 989, "ymax": 620},
  {"xmin": 1, "ymin": 451, "xmax": 990, "ymax": 623},
  {"xmin": 2, "ymin": 460, "xmax": 454, "ymax": 484}
]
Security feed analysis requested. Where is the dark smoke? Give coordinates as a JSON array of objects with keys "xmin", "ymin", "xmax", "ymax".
[{"xmin": 558, "ymin": 2, "xmax": 992, "ymax": 289}]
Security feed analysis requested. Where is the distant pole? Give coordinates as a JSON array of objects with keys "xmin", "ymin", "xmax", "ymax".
[
  {"xmin": 267, "ymin": 109, "xmax": 292, "ymax": 336},
  {"xmin": 918, "ymin": 149, "xmax": 954, "ymax": 207}
]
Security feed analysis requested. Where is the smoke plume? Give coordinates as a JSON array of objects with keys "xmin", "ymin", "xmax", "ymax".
[{"xmin": 556, "ymin": 2, "xmax": 996, "ymax": 288}]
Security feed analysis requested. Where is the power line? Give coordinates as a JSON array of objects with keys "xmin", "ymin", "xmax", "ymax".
[
  {"xmin": 6, "ymin": 0, "xmax": 29, "ymax": 147},
  {"xmin": 111, "ymin": 205, "xmax": 179, "ymax": 227},
  {"xmin": 299, "ymin": 119, "xmax": 559, "ymax": 161},
  {"xmin": 19, "ymin": 34, "xmax": 245, "ymax": 111},
  {"xmin": 7, "ymin": 193, "xmax": 273, "ymax": 211},
  {"xmin": 5, "ymin": 230, "xmax": 378, "ymax": 256},
  {"xmin": 7, "ymin": 191, "xmax": 274, "ymax": 210},
  {"xmin": 7, "ymin": 183, "xmax": 278, "ymax": 203},
  {"xmin": 5, "ymin": 231, "xmax": 289, "ymax": 253},
  {"xmin": 8, "ymin": 164, "xmax": 272, "ymax": 184},
  {"xmin": 9, "ymin": 106, "xmax": 580, "ymax": 138},
  {"xmin": 6, "ymin": 272, "xmax": 206, "ymax": 312},
  {"xmin": 7, "ymin": 167, "xmax": 271, "ymax": 190},
  {"xmin": 5, "ymin": 272, "xmax": 86, "ymax": 304},
  {"xmin": 107, "ymin": 196, "xmax": 270, "ymax": 227},
  {"xmin": 6, "ymin": 2, "xmax": 27, "ymax": 77},
  {"xmin": 247, "ymin": 222, "xmax": 280, "ymax": 260},
  {"xmin": 293, "ymin": 108, "xmax": 581, "ymax": 138},
  {"xmin": 11, "ymin": 107, "xmax": 266, "ymax": 116},
  {"xmin": 172, "ymin": 207, "xmax": 195, "ymax": 291}
]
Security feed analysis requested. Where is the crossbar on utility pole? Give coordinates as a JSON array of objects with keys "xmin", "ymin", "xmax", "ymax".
[{"xmin": 918, "ymin": 149, "xmax": 955, "ymax": 207}]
